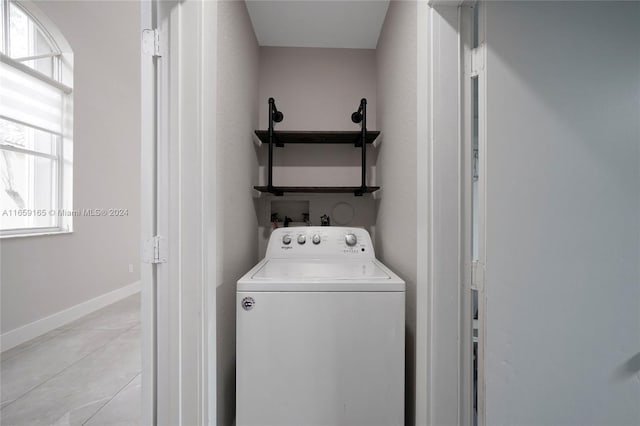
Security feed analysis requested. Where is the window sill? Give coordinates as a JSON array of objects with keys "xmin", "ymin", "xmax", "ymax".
[{"xmin": 0, "ymin": 229, "xmax": 73, "ymax": 239}]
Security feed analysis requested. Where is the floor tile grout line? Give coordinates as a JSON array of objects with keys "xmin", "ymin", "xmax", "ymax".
[
  {"xmin": 2, "ymin": 301, "xmax": 140, "ymax": 360},
  {"xmin": 81, "ymin": 371, "xmax": 141, "ymax": 426},
  {"xmin": 0, "ymin": 329, "xmax": 71, "ymax": 363},
  {"xmin": 1, "ymin": 321, "xmax": 140, "ymax": 362},
  {"xmin": 0, "ymin": 326, "xmax": 136, "ymax": 411}
]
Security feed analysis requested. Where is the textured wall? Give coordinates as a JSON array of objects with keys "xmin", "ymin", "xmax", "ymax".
[
  {"xmin": 375, "ymin": 1, "xmax": 418, "ymax": 424},
  {"xmin": 484, "ymin": 2, "xmax": 640, "ymax": 424},
  {"xmin": 214, "ymin": 1, "xmax": 260, "ymax": 424}
]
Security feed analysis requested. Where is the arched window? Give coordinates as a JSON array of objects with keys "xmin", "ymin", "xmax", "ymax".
[{"xmin": 0, "ymin": 0, "xmax": 73, "ymax": 236}]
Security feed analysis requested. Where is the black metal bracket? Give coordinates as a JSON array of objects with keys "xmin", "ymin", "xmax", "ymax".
[
  {"xmin": 261, "ymin": 97, "xmax": 371, "ymax": 196},
  {"xmin": 267, "ymin": 97, "xmax": 284, "ymax": 195},
  {"xmin": 352, "ymin": 98, "xmax": 368, "ymax": 196}
]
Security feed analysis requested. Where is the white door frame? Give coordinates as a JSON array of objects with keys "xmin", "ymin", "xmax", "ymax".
[
  {"xmin": 459, "ymin": 2, "xmax": 487, "ymax": 426},
  {"xmin": 141, "ymin": 0, "xmax": 216, "ymax": 424},
  {"xmin": 140, "ymin": 1, "xmax": 158, "ymax": 424},
  {"xmin": 417, "ymin": 2, "xmax": 484, "ymax": 426}
]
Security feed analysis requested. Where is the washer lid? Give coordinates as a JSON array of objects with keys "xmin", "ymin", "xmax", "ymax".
[{"xmin": 251, "ymin": 259, "xmax": 390, "ymax": 281}]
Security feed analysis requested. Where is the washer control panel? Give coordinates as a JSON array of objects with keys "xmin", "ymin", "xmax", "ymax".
[{"xmin": 267, "ymin": 226, "xmax": 374, "ymax": 259}]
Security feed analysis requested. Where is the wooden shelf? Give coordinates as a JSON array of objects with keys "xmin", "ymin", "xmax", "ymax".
[
  {"xmin": 254, "ymin": 130, "xmax": 380, "ymax": 147},
  {"xmin": 258, "ymin": 99, "xmax": 377, "ymax": 196},
  {"xmin": 254, "ymin": 186, "xmax": 380, "ymax": 195}
]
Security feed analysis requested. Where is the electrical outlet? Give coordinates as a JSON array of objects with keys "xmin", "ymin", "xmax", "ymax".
[{"xmin": 128, "ymin": 264, "xmax": 134, "ymax": 273}]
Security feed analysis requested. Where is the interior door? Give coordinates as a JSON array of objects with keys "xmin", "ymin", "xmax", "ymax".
[{"xmin": 480, "ymin": 2, "xmax": 640, "ymax": 425}]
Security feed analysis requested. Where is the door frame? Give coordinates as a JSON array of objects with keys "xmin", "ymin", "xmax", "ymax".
[
  {"xmin": 459, "ymin": 3, "xmax": 487, "ymax": 426},
  {"xmin": 417, "ymin": 2, "xmax": 486, "ymax": 426},
  {"xmin": 140, "ymin": 1, "xmax": 157, "ymax": 424},
  {"xmin": 417, "ymin": 2, "xmax": 465, "ymax": 425},
  {"xmin": 141, "ymin": 0, "xmax": 217, "ymax": 424}
]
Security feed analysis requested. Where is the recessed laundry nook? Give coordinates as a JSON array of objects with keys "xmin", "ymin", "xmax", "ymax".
[{"xmin": 207, "ymin": 1, "xmax": 421, "ymax": 424}]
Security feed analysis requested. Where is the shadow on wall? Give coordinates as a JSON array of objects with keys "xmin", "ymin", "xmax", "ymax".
[
  {"xmin": 613, "ymin": 352, "xmax": 640, "ymax": 382},
  {"xmin": 405, "ymin": 326, "xmax": 415, "ymax": 426},
  {"xmin": 217, "ymin": 282, "xmax": 237, "ymax": 426}
]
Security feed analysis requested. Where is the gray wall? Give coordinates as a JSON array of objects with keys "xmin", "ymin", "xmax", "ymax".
[
  {"xmin": 256, "ymin": 46, "xmax": 378, "ymax": 256},
  {"xmin": 375, "ymin": 1, "xmax": 418, "ymax": 425},
  {"xmin": 214, "ymin": 1, "xmax": 260, "ymax": 424},
  {"xmin": 1, "ymin": 1, "xmax": 140, "ymax": 334},
  {"xmin": 484, "ymin": 2, "xmax": 640, "ymax": 425},
  {"xmin": 257, "ymin": 46, "xmax": 377, "ymax": 188}
]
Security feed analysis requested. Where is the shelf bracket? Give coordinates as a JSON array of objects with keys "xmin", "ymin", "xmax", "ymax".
[
  {"xmin": 351, "ymin": 98, "xmax": 368, "ymax": 196},
  {"xmin": 267, "ymin": 98, "xmax": 284, "ymax": 196}
]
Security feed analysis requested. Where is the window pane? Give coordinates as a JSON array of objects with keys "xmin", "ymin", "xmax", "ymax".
[
  {"xmin": 8, "ymin": 2, "xmax": 30, "ymax": 58},
  {"xmin": 1, "ymin": 148, "xmax": 58, "ymax": 230},
  {"xmin": 0, "ymin": 118, "xmax": 57, "ymax": 155},
  {"xmin": 0, "ymin": 60, "xmax": 65, "ymax": 134},
  {"xmin": 0, "ymin": 1, "xmax": 5, "ymax": 54},
  {"xmin": 8, "ymin": 2, "xmax": 59, "ymax": 79},
  {"xmin": 22, "ymin": 56, "xmax": 56, "ymax": 79}
]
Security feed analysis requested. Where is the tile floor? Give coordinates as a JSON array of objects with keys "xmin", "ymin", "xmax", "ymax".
[{"xmin": 1, "ymin": 294, "xmax": 141, "ymax": 426}]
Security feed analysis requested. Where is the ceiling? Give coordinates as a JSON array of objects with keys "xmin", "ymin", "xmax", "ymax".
[{"xmin": 245, "ymin": 1, "xmax": 390, "ymax": 49}]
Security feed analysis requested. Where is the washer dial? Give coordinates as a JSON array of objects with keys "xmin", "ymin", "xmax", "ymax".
[{"xmin": 345, "ymin": 233, "xmax": 358, "ymax": 247}]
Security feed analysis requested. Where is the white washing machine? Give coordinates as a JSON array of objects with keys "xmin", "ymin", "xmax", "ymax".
[{"xmin": 236, "ymin": 226, "xmax": 405, "ymax": 426}]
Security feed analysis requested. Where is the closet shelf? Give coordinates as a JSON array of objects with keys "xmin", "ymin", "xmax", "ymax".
[
  {"xmin": 254, "ymin": 130, "xmax": 380, "ymax": 147},
  {"xmin": 254, "ymin": 186, "xmax": 380, "ymax": 195},
  {"xmin": 258, "ymin": 97, "xmax": 376, "ymax": 196}
]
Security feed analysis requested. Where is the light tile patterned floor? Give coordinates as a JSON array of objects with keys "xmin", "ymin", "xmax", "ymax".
[{"xmin": 1, "ymin": 294, "xmax": 141, "ymax": 426}]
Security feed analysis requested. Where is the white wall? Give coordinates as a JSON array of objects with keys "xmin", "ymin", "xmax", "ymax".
[
  {"xmin": 214, "ymin": 1, "xmax": 260, "ymax": 424},
  {"xmin": 375, "ymin": 1, "xmax": 418, "ymax": 424},
  {"xmin": 1, "ymin": 1, "xmax": 140, "ymax": 335},
  {"xmin": 483, "ymin": 2, "xmax": 640, "ymax": 425}
]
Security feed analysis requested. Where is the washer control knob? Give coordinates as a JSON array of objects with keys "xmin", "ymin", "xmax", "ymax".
[
  {"xmin": 312, "ymin": 234, "xmax": 321, "ymax": 245},
  {"xmin": 282, "ymin": 235, "xmax": 292, "ymax": 245},
  {"xmin": 345, "ymin": 233, "xmax": 358, "ymax": 247},
  {"xmin": 297, "ymin": 234, "xmax": 306, "ymax": 245}
]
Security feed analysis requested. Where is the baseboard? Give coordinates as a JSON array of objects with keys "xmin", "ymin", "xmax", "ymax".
[{"xmin": 0, "ymin": 280, "xmax": 141, "ymax": 352}]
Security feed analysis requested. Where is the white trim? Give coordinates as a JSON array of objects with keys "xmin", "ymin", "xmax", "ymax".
[
  {"xmin": 0, "ymin": 143, "xmax": 59, "ymax": 159},
  {"xmin": 475, "ymin": 4, "xmax": 487, "ymax": 425},
  {"xmin": 0, "ymin": 280, "xmax": 141, "ymax": 352},
  {"xmin": 459, "ymin": 4, "xmax": 474, "ymax": 426},
  {"xmin": 140, "ymin": 2, "xmax": 158, "ymax": 425},
  {"xmin": 415, "ymin": 1, "xmax": 431, "ymax": 425},
  {"xmin": 149, "ymin": 1, "xmax": 214, "ymax": 424},
  {"xmin": 0, "ymin": 52, "xmax": 72, "ymax": 94},
  {"xmin": 0, "ymin": 114, "xmax": 64, "ymax": 137},
  {"xmin": 0, "ymin": 227, "xmax": 70, "ymax": 238},
  {"xmin": 419, "ymin": 4, "xmax": 467, "ymax": 426},
  {"xmin": 176, "ymin": 0, "xmax": 205, "ymax": 422},
  {"xmin": 201, "ymin": 1, "xmax": 218, "ymax": 424},
  {"xmin": 154, "ymin": 1, "xmax": 178, "ymax": 424},
  {"xmin": 13, "ymin": 52, "xmax": 60, "ymax": 62},
  {"xmin": 14, "ymin": 0, "xmax": 74, "ymax": 89}
]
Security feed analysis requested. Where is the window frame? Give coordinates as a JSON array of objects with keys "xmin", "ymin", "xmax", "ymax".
[{"xmin": 0, "ymin": 0, "xmax": 73, "ymax": 238}]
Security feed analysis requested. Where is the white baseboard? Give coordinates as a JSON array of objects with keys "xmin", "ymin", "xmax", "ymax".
[{"xmin": 1, "ymin": 281, "xmax": 141, "ymax": 352}]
